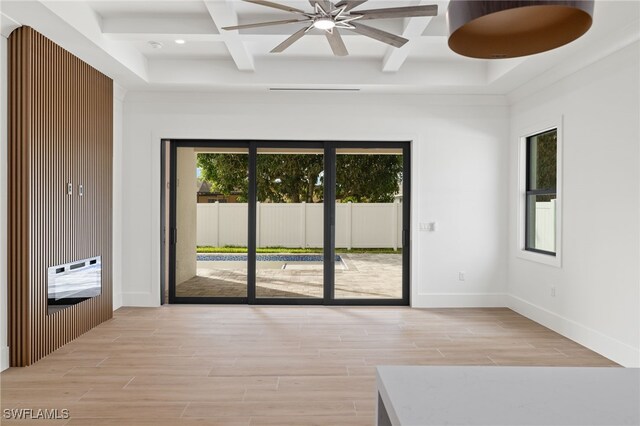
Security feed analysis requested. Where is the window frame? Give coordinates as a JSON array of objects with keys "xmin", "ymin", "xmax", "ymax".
[
  {"xmin": 517, "ymin": 118, "xmax": 563, "ymax": 268},
  {"xmin": 524, "ymin": 130, "xmax": 557, "ymax": 256}
]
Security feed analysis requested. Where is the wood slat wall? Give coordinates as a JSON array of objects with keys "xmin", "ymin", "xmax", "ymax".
[{"xmin": 8, "ymin": 26, "xmax": 113, "ymax": 366}]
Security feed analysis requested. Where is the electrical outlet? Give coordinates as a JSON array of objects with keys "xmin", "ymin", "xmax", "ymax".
[
  {"xmin": 458, "ymin": 271, "xmax": 465, "ymax": 281},
  {"xmin": 550, "ymin": 286, "xmax": 556, "ymax": 297}
]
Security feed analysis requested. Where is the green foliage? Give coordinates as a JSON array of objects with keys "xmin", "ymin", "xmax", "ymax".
[
  {"xmin": 530, "ymin": 130, "xmax": 557, "ymax": 190},
  {"xmin": 337, "ymin": 155, "xmax": 403, "ymax": 202},
  {"xmin": 256, "ymin": 154, "xmax": 324, "ymax": 203},
  {"xmin": 197, "ymin": 153, "xmax": 249, "ymax": 201},
  {"xmin": 196, "ymin": 153, "xmax": 403, "ymax": 203}
]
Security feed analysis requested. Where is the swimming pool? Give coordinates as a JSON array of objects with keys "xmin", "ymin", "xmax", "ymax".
[{"xmin": 197, "ymin": 254, "xmax": 342, "ymax": 262}]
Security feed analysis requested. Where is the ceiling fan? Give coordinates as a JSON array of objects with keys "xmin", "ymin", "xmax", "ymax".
[{"xmin": 222, "ymin": 0, "xmax": 438, "ymax": 56}]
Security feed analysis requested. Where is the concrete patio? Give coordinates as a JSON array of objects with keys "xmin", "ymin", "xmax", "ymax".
[{"xmin": 176, "ymin": 253, "xmax": 403, "ymax": 299}]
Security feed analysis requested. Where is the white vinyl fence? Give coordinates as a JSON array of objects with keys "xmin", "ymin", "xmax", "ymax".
[
  {"xmin": 534, "ymin": 200, "xmax": 556, "ymax": 252},
  {"xmin": 197, "ymin": 202, "xmax": 403, "ymax": 249}
]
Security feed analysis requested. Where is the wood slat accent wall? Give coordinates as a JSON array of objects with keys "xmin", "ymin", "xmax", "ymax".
[{"xmin": 8, "ymin": 27, "xmax": 113, "ymax": 366}]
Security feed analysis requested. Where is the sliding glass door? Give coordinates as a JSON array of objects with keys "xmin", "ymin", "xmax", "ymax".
[
  {"xmin": 169, "ymin": 144, "xmax": 250, "ymax": 303},
  {"xmin": 168, "ymin": 141, "xmax": 410, "ymax": 305},
  {"xmin": 334, "ymin": 148, "xmax": 405, "ymax": 300},
  {"xmin": 255, "ymin": 147, "xmax": 324, "ymax": 300}
]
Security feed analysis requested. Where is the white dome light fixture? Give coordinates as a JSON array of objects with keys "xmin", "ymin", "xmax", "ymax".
[
  {"xmin": 313, "ymin": 18, "xmax": 336, "ymax": 31},
  {"xmin": 447, "ymin": 0, "xmax": 594, "ymax": 59}
]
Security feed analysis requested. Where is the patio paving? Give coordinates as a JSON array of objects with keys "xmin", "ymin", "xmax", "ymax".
[{"xmin": 176, "ymin": 253, "xmax": 402, "ymax": 299}]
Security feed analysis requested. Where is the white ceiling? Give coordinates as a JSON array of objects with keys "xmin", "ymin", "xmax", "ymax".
[{"xmin": 1, "ymin": 0, "xmax": 639, "ymax": 95}]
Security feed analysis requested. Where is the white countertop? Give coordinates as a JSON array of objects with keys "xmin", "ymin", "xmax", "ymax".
[{"xmin": 376, "ymin": 366, "xmax": 640, "ymax": 426}]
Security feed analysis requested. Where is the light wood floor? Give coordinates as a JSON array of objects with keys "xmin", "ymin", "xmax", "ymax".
[{"xmin": 0, "ymin": 306, "xmax": 617, "ymax": 425}]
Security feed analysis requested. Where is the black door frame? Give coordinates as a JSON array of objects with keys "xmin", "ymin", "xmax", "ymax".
[
  {"xmin": 160, "ymin": 139, "xmax": 168, "ymax": 305},
  {"xmin": 167, "ymin": 139, "xmax": 410, "ymax": 306}
]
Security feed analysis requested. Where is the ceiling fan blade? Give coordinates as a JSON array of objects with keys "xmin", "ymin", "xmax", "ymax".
[
  {"xmin": 349, "ymin": 22, "xmax": 408, "ymax": 48},
  {"xmin": 222, "ymin": 19, "xmax": 310, "ymax": 31},
  {"xmin": 334, "ymin": 0, "xmax": 367, "ymax": 12},
  {"xmin": 271, "ymin": 26, "xmax": 309, "ymax": 53},
  {"xmin": 351, "ymin": 5, "xmax": 438, "ymax": 20},
  {"xmin": 325, "ymin": 28, "xmax": 349, "ymax": 56},
  {"xmin": 309, "ymin": 0, "xmax": 332, "ymax": 13},
  {"xmin": 243, "ymin": 0, "xmax": 307, "ymax": 15}
]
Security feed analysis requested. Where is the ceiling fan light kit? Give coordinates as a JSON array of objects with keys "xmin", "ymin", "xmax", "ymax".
[
  {"xmin": 313, "ymin": 18, "xmax": 336, "ymax": 30},
  {"xmin": 222, "ymin": 0, "xmax": 438, "ymax": 56},
  {"xmin": 447, "ymin": 0, "xmax": 595, "ymax": 59}
]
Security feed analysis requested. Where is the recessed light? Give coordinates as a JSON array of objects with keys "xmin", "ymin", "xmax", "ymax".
[
  {"xmin": 175, "ymin": 39, "xmax": 186, "ymax": 45},
  {"xmin": 148, "ymin": 41, "xmax": 163, "ymax": 49}
]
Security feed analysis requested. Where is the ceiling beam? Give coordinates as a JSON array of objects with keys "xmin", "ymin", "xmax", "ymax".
[
  {"xmin": 204, "ymin": 0, "xmax": 255, "ymax": 71},
  {"xmin": 102, "ymin": 16, "xmax": 219, "ymax": 41},
  {"xmin": 98, "ymin": 14, "xmax": 408, "ymax": 41},
  {"xmin": 147, "ymin": 56, "xmax": 488, "ymax": 91},
  {"xmin": 382, "ymin": 14, "xmax": 434, "ymax": 72},
  {"xmin": 99, "ymin": 16, "xmax": 371, "ymax": 42}
]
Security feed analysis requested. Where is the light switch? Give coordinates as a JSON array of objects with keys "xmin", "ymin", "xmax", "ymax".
[{"xmin": 419, "ymin": 222, "xmax": 437, "ymax": 232}]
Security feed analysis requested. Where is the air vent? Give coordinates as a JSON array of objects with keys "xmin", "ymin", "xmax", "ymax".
[{"xmin": 269, "ymin": 88, "xmax": 360, "ymax": 92}]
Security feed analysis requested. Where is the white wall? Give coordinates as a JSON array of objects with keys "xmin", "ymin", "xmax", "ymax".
[
  {"xmin": 112, "ymin": 84, "xmax": 125, "ymax": 310},
  {"xmin": 176, "ymin": 148, "xmax": 197, "ymax": 284},
  {"xmin": 0, "ymin": 34, "xmax": 9, "ymax": 371},
  {"xmin": 508, "ymin": 43, "xmax": 640, "ymax": 367},
  {"xmin": 121, "ymin": 92, "xmax": 510, "ymax": 307}
]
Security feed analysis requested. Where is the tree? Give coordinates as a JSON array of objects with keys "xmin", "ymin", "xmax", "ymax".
[
  {"xmin": 533, "ymin": 130, "xmax": 557, "ymax": 190},
  {"xmin": 256, "ymin": 154, "xmax": 324, "ymax": 203},
  {"xmin": 197, "ymin": 153, "xmax": 249, "ymax": 201},
  {"xmin": 196, "ymin": 153, "xmax": 403, "ymax": 203},
  {"xmin": 530, "ymin": 130, "xmax": 557, "ymax": 202},
  {"xmin": 336, "ymin": 155, "xmax": 402, "ymax": 202}
]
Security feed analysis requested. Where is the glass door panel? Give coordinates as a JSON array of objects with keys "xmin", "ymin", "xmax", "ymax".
[
  {"xmin": 255, "ymin": 148, "xmax": 324, "ymax": 299},
  {"xmin": 169, "ymin": 141, "xmax": 409, "ymax": 305},
  {"xmin": 174, "ymin": 146, "xmax": 249, "ymax": 299},
  {"xmin": 334, "ymin": 148, "xmax": 404, "ymax": 299}
]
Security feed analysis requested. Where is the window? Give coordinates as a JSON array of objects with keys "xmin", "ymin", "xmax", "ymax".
[{"xmin": 525, "ymin": 129, "xmax": 557, "ymax": 255}]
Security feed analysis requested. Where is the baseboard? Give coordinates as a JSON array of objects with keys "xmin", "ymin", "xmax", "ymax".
[
  {"xmin": 508, "ymin": 295, "xmax": 640, "ymax": 368},
  {"xmin": 1, "ymin": 345, "xmax": 9, "ymax": 371},
  {"xmin": 122, "ymin": 291, "xmax": 160, "ymax": 307},
  {"xmin": 412, "ymin": 293, "xmax": 507, "ymax": 308},
  {"xmin": 113, "ymin": 292, "xmax": 123, "ymax": 311}
]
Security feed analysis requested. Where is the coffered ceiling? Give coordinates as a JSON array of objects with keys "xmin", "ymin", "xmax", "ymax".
[{"xmin": 1, "ymin": 0, "xmax": 638, "ymax": 94}]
